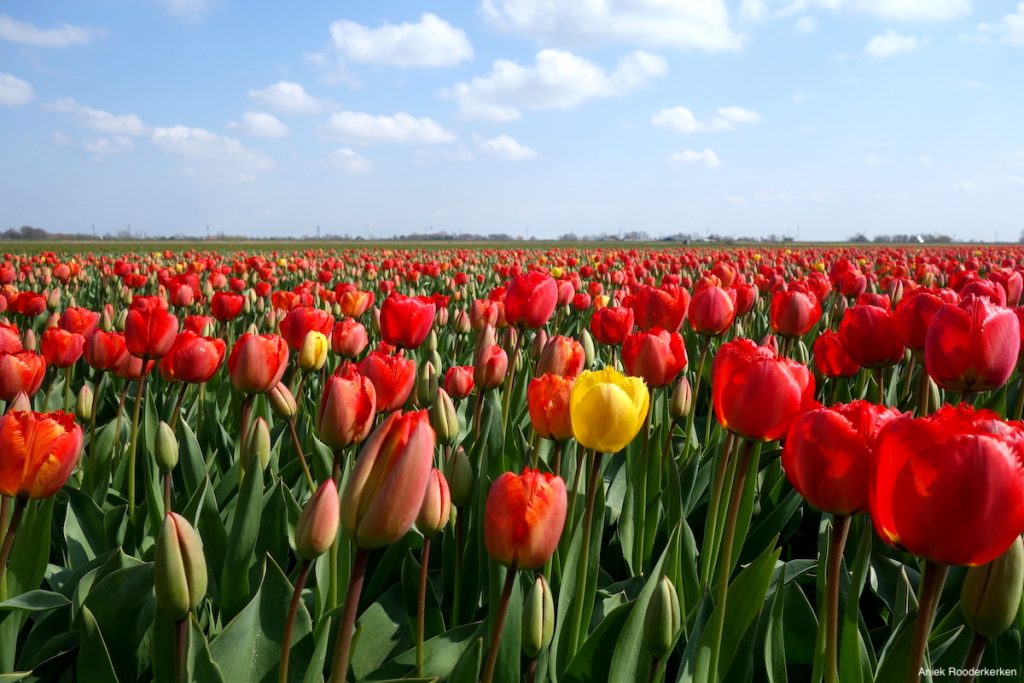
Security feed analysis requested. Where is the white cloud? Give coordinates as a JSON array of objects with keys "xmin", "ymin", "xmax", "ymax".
[
  {"xmin": 794, "ymin": 16, "xmax": 817, "ymax": 33},
  {"xmin": 652, "ymin": 105, "xmax": 761, "ymax": 133},
  {"xmin": 477, "ymin": 134, "xmax": 537, "ymax": 160},
  {"xmin": 239, "ymin": 111, "xmax": 288, "ymax": 139},
  {"xmin": 972, "ymin": 3, "xmax": 1024, "ymax": 45},
  {"xmin": 0, "ymin": 73, "xmax": 33, "ymax": 107},
  {"xmin": 329, "ymin": 148, "xmax": 371, "ymax": 174},
  {"xmin": 865, "ymin": 30, "xmax": 925, "ymax": 58},
  {"xmin": 744, "ymin": 1, "xmax": 969, "ymax": 23},
  {"xmin": 670, "ymin": 148, "xmax": 722, "ymax": 167},
  {"xmin": 724, "ymin": 195, "xmax": 749, "ymax": 205},
  {"xmin": 739, "ymin": 0, "xmax": 768, "ymax": 22},
  {"xmin": 83, "ymin": 136, "xmax": 135, "ymax": 156},
  {"xmin": 248, "ymin": 81, "xmax": 323, "ymax": 116},
  {"xmin": 151, "ymin": 126, "xmax": 274, "ymax": 180},
  {"xmin": 46, "ymin": 98, "xmax": 149, "ymax": 135},
  {"xmin": 160, "ymin": 0, "xmax": 211, "ymax": 22},
  {"xmin": 964, "ymin": 79, "xmax": 990, "ymax": 89},
  {"xmin": 330, "ymin": 13, "xmax": 472, "ymax": 68},
  {"xmin": 0, "ymin": 14, "xmax": 105, "ymax": 47},
  {"xmin": 480, "ymin": 0, "xmax": 743, "ymax": 52},
  {"xmin": 320, "ymin": 111, "xmax": 455, "ymax": 144},
  {"xmin": 442, "ymin": 49, "xmax": 667, "ymax": 122}
]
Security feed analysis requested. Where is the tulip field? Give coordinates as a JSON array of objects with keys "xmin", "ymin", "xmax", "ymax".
[{"xmin": 1, "ymin": 243, "xmax": 1024, "ymax": 683}]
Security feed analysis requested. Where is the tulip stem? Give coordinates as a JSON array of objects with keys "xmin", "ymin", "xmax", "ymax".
[
  {"xmin": 875, "ymin": 367, "xmax": 885, "ymax": 406},
  {"xmin": 705, "ymin": 438, "xmax": 754, "ymax": 683},
  {"xmin": 501, "ymin": 329, "xmax": 525, "ymax": 435},
  {"xmin": 0, "ymin": 496, "xmax": 26, "ymax": 601},
  {"xmin": 649, "ymin": 657, "xmax": 662, "ymax": 683},
  {"xmin": 684, "ymin": 344, "xmax": 710, "ymax": 459},
  {"xmin": 63, "ymin": 365, "xmax": 73, "ymax": 410},
  {"xmin": 170, "ymin": 382, "xmax": 188, "ymax": 431},
  {"xmin": 959, "ymin": 633, "xmax": 987, "ymax": 683},
  {"xmin": 416, "ymin": 536, "xmax": 431, "ymax": 676},
  {"xmin": 175, "ymin": 616, "xmax": 188, "ymax": 683},
  {"xmin": 481, "ymin": 564, "xmax": 518, "ymax": 683},
  {"xmin": 824, "ymin": 514, "xmax": 851, "ymax": 683},
  {"xmin": 906, "ymin": 561, "xmax": 950, "ymax": 683},
  {"xmin": 328, "ymin": 547, "xmax": 369, "ymax": 683},
  {"xmin": 87, "ymin": 372, "xmax": 105, "ymax": 465},
  {"xmin": 127, "ymin": 372, "xmax": 148, "ymax": 514},
  {"xmin": 568, "ymin": 450, "xmax": 603, "ymax": 659},
  {"xmin": 279, "ymin": 559, "xmax": 312, "ymax": 683},
  {"xmin": 163, "ymin": 472, "xmax": 172, "ymax": 514},
  {"xmin": 287, "ymin": 418, "xmax": 317, "ymax": 492},
  {"xmin": 699, "ymin": 433, "xmax": 736, "ymax": 589},
  {"xmin": 452, "ymin": 511, "xmax": 464, "ymax": 628}
]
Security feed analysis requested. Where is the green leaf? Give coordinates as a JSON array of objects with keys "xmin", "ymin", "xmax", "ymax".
[
  {"xmin": 77, "ymin": 604, "xmax": 120, "ymax": 683},
  {"xmin": 0, "ymin": 590, "xmax": 70, "ymax": 613},
  {"xmin": 83, "ymin": 562, "xmax": 156, "ymax": 683},
  {"xmin": 220, "ymin": 460, "xmax": 265, "ymax": 616},
  {"xmin": 447, "ymin": 636, "xmax": 483, "ymax": 683},
  {"xmin": 351, "ymin": 584, "xmax": 407, "ymax": 680},
  {"xmin": 361, "ymin": 622, "xmax": 484, "ymax": 681},
  {"xmin": 64, "ymin": 487, "xmax": 109, "ymax": 567},
  {"xmin": 562, "ymin": 602, "xmax": 632, "ymax": 683}
]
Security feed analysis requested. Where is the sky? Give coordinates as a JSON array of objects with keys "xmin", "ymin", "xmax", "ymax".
[{"xmin": 1, "ymin": 0, "xmax": 1023, "ymax": 241}]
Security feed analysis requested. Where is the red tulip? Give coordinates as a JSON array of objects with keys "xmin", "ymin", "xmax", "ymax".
[
  {"xmin": 504, "ymin": 272, "xmax": 558, "ymax": 329},
  {"xmin": 444, "ymin": 365, "xmax": 475, "ymax": 399},
  {"xmin": 112, "ymin": 352, "xmax": 154, "ymax": 382},
  {"xmin": 629, "ymin": 285, "xmax": 690, "ymax": 332},
  {"xmin": 536, "ymin": 336, "xmax": 585, "ymax": 378},
  {"xmin": 357, "ymin": 350, "xmax": 416, "ymax": 412},
  {"xmin": 380, "ymin": 293, "xmax": 436, "ymax": 349},
  {"xmin": 0, "ymin": 351, "xmax": 46, "ymax": 401},
  {"xmin": 228, "ymin": 333, "xmax": 288, "ymax": 394},
  {"xmin": 318, "ymin": 363, "xmax": 376, "ymax": 449},
  {"xmin": 924, "ymin": 295, "xmax": 1020, "ymax": 392},
  {"xmin": 0, "ymin": 322, "xmax": 21, "ymax": 354},
  {"xmin": 732, "ymin": 283, "xmax": 757, "ymax": 317},
  {"xmin": 870, "ymin": 404, "xmax": 1024, "ymax": 566},
  {"xmin": 770, "ymin": 286, "xmax": 821, "ymax": 338},
  {"xmin": 474, "ymin": 343, "xmax": 508, "ymax": 390},
  {"xmin": 0, "ymin": 411, "xmax": 83, "ymax": 498},
  {"xmin": 84, "ymin": 330, "xmax": 129, "ymax": 372},
  {"xmin": 279, "ymin": 306, "xmax": 334, "ymax": 351},
  {"xmin": 125, "ymin": 296, "xmax": 178, "ymax": 359},
  {"xmin": 337, "ymin": 286, "xmax": 375, "ymax": 318},
  {"xmin": 838, "ymin": 304, "xmax": 904, "ymax": 368},
  {"xmin": 782, "ymin": 401, "xmax": 903, "ymax": 515},
  {"xmin": 622, "ymin": 328, "xmax": 688, "ymax": 388},
  {"xmin": 589, "ymin": 306, "xmax": 634, "ymax": 346},
  {"xmin": 689, "ymin": 285, "xmax": 736, "ymax": 337},
  {"xmin": 58, "ymin": 307, "xmax": 99, "ymax": 338},
  {"xmin": 470, "ymin": 299, "xmax": 505, "ymax": 330},
  {"xmin": 12, "ymin": 291, "xmax": 46, "ymax": 317},
  {"xmin": 712, "ymin": 338, "xmax": 814, "ymax": 442},
  {"xmin": 211, "ymin": 291, "xmax": 245, "ymax": 321},
  {"xmin": 812, "ymin": 330, "xmax": 860, "ymax": 379},
  {"xmin": 341, "ymin": 410, "xmax": 435, "ymax": 548},
  {"xmin": 331, "ymin": 319, "xmax": 369, "ymax": 358},
  {"xmin": 894, "ymin": 288, "xmax": 957, "ymax": 352},
  {"xmin": 40, "ymin": 327, "xmax": 85, "ymax": 368},
  {"xmin": 160, "ymin": 331, "xmax": 226, "ymax": 384},
  {"xmin": 527, "ymin": 374, "xmax": 574, "ymax": 441},
  {"xmin": 484, "ymin": 468, "xmax": 567, "ymax": 569}
]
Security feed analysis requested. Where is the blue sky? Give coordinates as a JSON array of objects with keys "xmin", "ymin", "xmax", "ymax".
[{"xmin": 1, "ymin": 0, "xmax": 1023, "ymax": 241}]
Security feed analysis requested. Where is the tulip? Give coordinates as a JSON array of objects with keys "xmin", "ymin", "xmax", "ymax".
[
  {"xmin": 838, "ymin": 304, "xmax": 904, "ymax": 369},
  {"xmin": 688, "ymin": 285, "xmax": 736, "ymax": 337},
  {"xmin": 317, "ymin": 363, "xmax": 376, "ymax": 450},
  {"xmin": 84, "ymin": 329, "xmax": 129, "ymax": 372},
  {"xmin": 589, "ymin": 306, "xmax": 634, "ymax": 346},
  {"xmin": 337, "ymin": 286, "xmax": 374, "ymax": 317},
  {"xmin": 331, "ymin": 319, "xmax": 369, "ymax": 358},
  {"xmin": 154, "ymin": 512, "xmax": 208, "ymax": 619},
  {"xmin": 155, "ymin": 421, "xmax": 179, "ymax": 473},
  {"xmin": 443, "ymin": 365, "xmax": 474, "ymax": 399},
  {"xmin": 416, "ymin": 468, "xmax": 451, "ymax": 537},
  {"xmin": 341, "ymin": 409, "xmax": 435, "ymax": 549},
  {"xmin": 242, "ymin": 416, "xmax": 271, "ymax": 473},
  {"xmin": 39, "ymin": 327, "xmax": 85, "ymax": 368},
  {"xmin": 228, "ymin": 333, "xmax": 288, "ymax": 394},
  {"xmin": 812, "ymin": 329, "xmax": 860, "ymax": 379},
  {"xmin": 629, "ymin": 285, "xmax": 690, "ymax": 332},
  {"xmin": 712, "ymin": 338, "xmax": 814, "ymax": 442},
  {"xmin": 446, "ymin": 447, "xmax": 474, "ymax": 508},
  {"xmin": 504, "ymin": 272, "xmax": 558, "ymax": 329},
  {"xmin": 622, "ymin": 328, "xmax": 688, "ymax": 388},
  {"xmin": 268, "ymin": 382, "xmax": 298, "ymax": 419},
  {"xmin": 669, "ymin": 377, "xmax": 693, "ymax": 419},
  {"xmin": 924, "ymin": 295, "xmax": 1020, "ymax": 393},
  {"xmin": 0, "ymin": 351, "xmax": 46, "ymax": 401},
  {"xmin": 357, "ymin": 350, "xmax": 415, "ymax": 412},
  {"xmin": 430, "ymin": 387, "xmax": 459, "ymax": 445},
  {"xmin": 415, "ymin": 361, "xmax": 439, "ymax": 407},
  {"xmin": 58, "ymin": 306, "xmax": 99, "ymax": 337},
  {"xmin": 294, "ymin": 481, "xmax": 340, "ymax": 560},
  {"xmin": 894, "ymin": 288, "xmax": 957, "ymax": 352},
  {"xmin": 527, "ymin": 374, "xmax": 575, "ymax": 442},
  {"xmin": 125, "ymin": 296, "xmax": 178, "ymax": 359},
  {"xmin": 75, "ymin": 383, "xmax": 94, "ymax": 422},
  {"xmin": 522, "ymin": 574, "xmax": 555, "ymax": 659},
  {"xmin": 536, "ymin": 335, "xmax": 585, "ymax": 377},
  {"xmin": 470, "ymin": 298, "xmax": 505, "ymax": 330},
  {"xmin": 570, "ymin": 367, "xmax": 649, "ymax": 453},
  {"xmin": 380, "ymin": 293, "xmax": 436, "ymax": 349},
  {"xmin": 0, "ymin": 410, "xmax": 82, "ymax": 498},
  {"xmin": 279, "ymin": 306, "xmax": 334, "ymax": 351},
  {"xmin": 211, "ymin": 291, "xmax": 245, "ymax": 321},
  {"xmin": 0, "ymin": 322, "xmax": 21, "ymax": 354},
  {"xmin": 960, "ymin": 536, "xmax": 1024, "ymax": 638},
  {"xmin": 770, "ymin": 286, "xmax": 821, "ymax": 338},
  {"xmin": 473, "ymin": 343, "xmax": 508, "ymax": 390},
  {"xmin": 644, "ymin": 577, "xmax": 681, "ymax": 660},
  {"xmin": 299, "ymin": 330, "xmax": 329, "ymax": 372},
  {"xmin": 160, "ymin": 331, "xmax": 226, "ymax": 384}
]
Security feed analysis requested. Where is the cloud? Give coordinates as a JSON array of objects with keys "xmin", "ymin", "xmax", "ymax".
[
  {"xmin": 160, "ymin": 0, "xmax": 211, "ymax": 22},
  {"xmin": 442, "ymin": 49, "xmax": 667, "ymax": 122},
  {"xmin": 248, "ymin": 81, "xmax": 323, "ymax": 116},
  {"xmin": 865, "ymin": 30, "xmax": 925, "ymax": 58},
  {"xmin": 724, "ymin": 195, "xmax": 749, "ymax": 205},
  {"xmin": 320, "ymin": 111, "xmax": 455, "ymax": 144},
  {"xmin": 670, "ymin": 148, "xmax": 722, "ymax": 167},
  {"xmin": 329, "ymin": 13, "xmax": 472, "ymax": 68},
  {"xmin": 83, "ymin": 136, "xmax": 135, "ymax": 156},
  {"xmin": 45, "ymin": 98, "xmax": 149, "ymax": 135},
  {"xmin": 151, "ymin": 125, "xmax": 274, "ymax": 180},
  {"xmin": 329, "ymin": 148, "xmax": 371, "ymax": 174},
  {"xmin": 0, "ymin": 72, "xmax": 33, "ymax": 107},
  {"xmin": 0, "ymin": 14, "xmax": 105, "ymax": 47},
  {"xmin": 652, "ymin": 105, "xmax": 761, "ymax": 133},
  {"xmin": 477, "ymin": 134, "xmax": 537, "ymax": 160},
  {"xmin": 742, "ymin": 1, "xmax": 969, "ymax": 23},
  {"xmin": 794, "ymin": 16, "xmax": 817, "ymax": 33},
  {"xmin": 480, "ymin": 0, "xmax": 744, "ymax": 52},
  {"xmin": 972, "ymin": 3, "xmax": 1024, "ymax": 45},
  {"xmin": 238, "ymin": 111, "xmax": 288, "ymax": 139}
]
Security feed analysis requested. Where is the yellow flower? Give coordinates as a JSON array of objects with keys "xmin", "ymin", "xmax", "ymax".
[
  {"xmin": 298, "ymin": 331, "xmax": 329, "ymax": 372},
  {"xmin": 570, "ymin": 367, "xmax": 649, "ymax": 453}
]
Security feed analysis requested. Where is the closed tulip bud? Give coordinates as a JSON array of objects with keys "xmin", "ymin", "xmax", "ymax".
[
  {"xmin": 530, "ymin": 329, "xmax": 549, "ymax": 359},
  {"xmin": 416, "ymin": 361, "xmax": 439, "ymax": 407},
  {"xmin": 299, "ymin": 331, "xmax": 329, "ymax": 372},
  {"xmin": 644, "ymin": 577, "xmax": 681, "ymax": 658},
  {"xmin": 8, "ymin": 391, "xmax": 31, "ymax": 412},
  {"xmin": 430, "ymin": 388, "xmax": 459, "ymax": 445},
  {"xmin": 318, "ymin": 363, "xmax": 377, "ymax": 448},
  {"xmin": 416, "ymin": 468, "xmax": 451, "ymax": 536},
  {"xmin": 341, "ymin": 410, "xmax": 435, "ymax": 549},
  {"xmin": 428, "ymin": 350, "xmax": 443, "ymax": 376},
  {"xmin": 485, "ymin": 469, "xmax": 567, "ymax": 569},
  {"xmin": 294, "ymin": 481, "xmax": 340, "ymax": 560},
  {"xmin": 500, "ymin": 326, "xmax": 519, "ymax": 355},
  {"xmin": 22, "ymin": 328, "xmax": 36, "ymax": 351},
  {"xmin": 580, "ymin": 329, "xmax": 596, "ymax": 369},
  {"xmin": 425, "ymin": 329, "xmax": 438, "ymax": 353},
  {"xmin": 537, "ymin": 335, "xmax": 586, "ymax": 378},
  {"xmin": 268, "ymin": 382, "xmax": 298, "ymax": 419},
  {"xmin": 242, "ymin": 417, "xmax": 271, "ymax": 473},
  {"xmin": 522, "ymin": 574, "xmax": 555, "ymax": 659},
  {"xmin": 476, "ymin": 324, "xmax": 497, "ymax": 357},
  {"xmin": 156, "ymin": 421, "xmax": 179, "ymax": 473},
  {"xmin": 961, "ymin": 536, "xmax": 1024, "ymax": 638},
  {"xmin": 452, "ymin": 309, "xmax": 472, "ymax": 335},
  {"xmin": 474, "ymin": 344, "xmax": 508, "ymax": 390},
  {"xmin": 446, "ymin": 446, "xmax": 473, "ymax": 507},
  {"xmin": 115, "ymin": 309, "xmax": 128, "ymax": 332},
  {"xmin": 76, "ymin": 383, "xmax": 94, "ymax": 422},
  {"xmin": 154, "ymin": 512, "xmax": 208, "ymax": 619},
  {"xmin": 100, "ymin": 308, "xmax": 113, "ymax": 332},
  {"xmin": 669, "ymin": 377, "xmax": 693, "ymax": 419},
  {"xmin": 47, "ymin": 289, "xmax": 62, "ymax": 311}
]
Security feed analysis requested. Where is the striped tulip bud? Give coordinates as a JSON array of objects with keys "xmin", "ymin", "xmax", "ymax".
[
  {"xmin": 445, "ymin": 446, "xmax": 474, "ymax": 508},
  {"xmin": 961, "ymin": 536, "xmax": 1024, "ymax": 638},
  {"xmin": 644, "ymin": 577, "xmax": 681, "ymax": 658},
  {"xmin": 522, "ymin": 574, "xmax": 555, "ymax": 659},
  {"xmin": 76, "ymin": 383, "xmax": 94, "ymax": 422},
  {"xmin": 242, "ymin": 417, "xmax": 271, "ymax": 473},
  {"xmin": 268, "ymin": 382, "xmax": 298, "ymax": 420},
  {"xmin": 416, "ymin": 468, "xmax": 451, "ymax": 536},
  {"xmin": 430, "ymin": 388, "xmax": 459, "ymax": 445},
  {"xmin": 294, "ymin": 481, "xmax": 340, "ymax": 560},
  {"xmin": 155, "ymin": 421, "xmax": 179, "ymax": 473},
  {"xmin": 154, "ymin": 512, "xmax": 208, "ymax": 619}
]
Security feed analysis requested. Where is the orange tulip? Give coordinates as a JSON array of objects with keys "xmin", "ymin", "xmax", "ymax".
[{"xmin": 0, "ymin": 411, "xmax": 83, "ymax": 498}]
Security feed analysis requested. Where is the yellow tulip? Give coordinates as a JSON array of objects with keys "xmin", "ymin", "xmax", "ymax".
[
  {"xmin": 299, "ymin": 330, "xmax": 329, "ymax": 372},
  {"xmin": 570, "ymin": 367, "xmax": 649, "ymax": 453}
]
